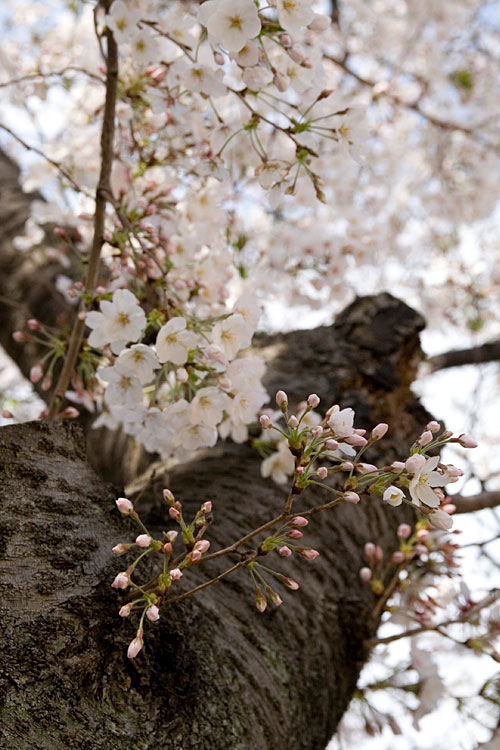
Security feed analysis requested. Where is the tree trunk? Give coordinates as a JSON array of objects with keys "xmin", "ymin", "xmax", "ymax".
[{"xmin": 0, "ymin": 293, "xmax": 433, "ymax": 749}]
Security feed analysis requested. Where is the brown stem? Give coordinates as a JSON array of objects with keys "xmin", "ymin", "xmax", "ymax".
[
  {"xmin": 47, "ymin": 20, "xmax": 118, "ymax": 419},
  {"xmin": 368, "ymin": 562, "xmax": 406, "ymax": 624},
  {"xmin": 163, "ymin": 555, "xmax": 257, "ymax": 606}
]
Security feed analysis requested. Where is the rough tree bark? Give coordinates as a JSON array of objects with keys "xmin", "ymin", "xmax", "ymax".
[{"xmin": 0, "ymin": 289, "xmax": 432, "ymax": 750}]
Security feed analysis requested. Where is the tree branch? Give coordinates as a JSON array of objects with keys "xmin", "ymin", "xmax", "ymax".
[
  {"xmin": 427, "ymin": 340, "xmax": 500, "ymax": 371},
  {"xmin": 47, "ymin": 15, "xmax": 118, "ymax": 419},
  {"xmin": 451, "ymin": 490, "xmax": 500, "ymax": 514}
]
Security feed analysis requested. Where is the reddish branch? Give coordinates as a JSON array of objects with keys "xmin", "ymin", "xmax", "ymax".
[{"xmin": 47, "ymin": 14, "xmax": 118, "ymax": 419}]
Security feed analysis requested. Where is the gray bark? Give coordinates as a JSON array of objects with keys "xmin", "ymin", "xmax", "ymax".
[{"xmin": 0, "ymin": 292, "xmax": 433, "ymax": 750}]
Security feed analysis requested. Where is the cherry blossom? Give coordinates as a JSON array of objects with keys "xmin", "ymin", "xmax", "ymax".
[
  {"xmin": 155, "ymin": 318, "xmax": 198, "ymax": 365},
  {"xmin": 199, "ymin": 0, "xmax": 261, "ymax": 53},
  {"xmin": 86, "ymin": 290, "xmax": 146, "ymax": 355},
  {"xmin": 408, "ymin": 456, "xmax": 449, "ymax": 509}
]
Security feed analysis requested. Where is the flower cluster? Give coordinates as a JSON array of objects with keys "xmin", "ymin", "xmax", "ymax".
[
  {"xmin": 112, "ymin": 389, "xmax": 476, "ymax": 657},
  {"xmin": 258, "ymin": 392, "xmax": 474, "ymax": 532},
  {"xmin": 83, "ymin": 289, "xmax": 268, "ymax": 459}
]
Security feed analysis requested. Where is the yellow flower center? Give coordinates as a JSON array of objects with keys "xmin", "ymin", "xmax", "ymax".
[{"xmin": 117, "ymin": 312, "xmax": 130, "ymax": 327}]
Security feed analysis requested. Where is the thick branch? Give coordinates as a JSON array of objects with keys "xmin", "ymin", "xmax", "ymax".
[
  {"xmin": 451, "ymin": 490, "xmax": 500, "ymax": 514},
  {"xmin": 427, "ymin": 340, "xmax": 500, "ymax": 371}
]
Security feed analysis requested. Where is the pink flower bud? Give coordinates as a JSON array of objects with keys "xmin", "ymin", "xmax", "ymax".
[
  {"xmin": 112, "ymin": 572, "xmax": 130, "ymax": 589},
  {"xmin": 213, "ymin": 50, "xmax": 225, "ymax": 65},
  {"xmin": 30, "ymin": 364, "xmax": 43, "ymax": 383},
  {"xmin": 397, "ymin": 524, "xmax": 412, "ymax": 539},
  {"xmin": 112, "ymin": 543, "xmax": 131, "ymax": 555},
  {"xmin": 119, "ymin": 604, "xmax": 131, "ymax": 617},
  {"xmin": 259, "ymin": 414, "xmax": 271, "ymax": 429},
  {"xmin": 390, "ymin": 551, "xmax": 405, "ymax": 564},
  {"xmin": 146, "ymin": 605, "xmax": 160, "ymax": 622},
  {"xmin": 297, "ymin": 547, "xmax": 319, "ymax": 561},
  {"xmin": 276, "ymin": 390, "xmax": 288, "ymax": 407},
  {"xmin": 12, "ymin": 330, "xmax": 30, "ymax": 342},
  {"xmin": 291, "ymin": 516, "xmax": 308, "ymax": 527},
  {"xmin": 278, "ymin": 545, "xmax": 292, "ymax": 557},
  {"xmin": 116, "ymin": 497, "xmax": 134, "ymax": 515},
  {"xmin": 359, "ymin": 567, "xmax": 372, "ymax": 582},
  {"xmin": 296, "ymin": 467, "xmax": 305, "ymax": 475},
  {"xmin": 201, "ymin": 501, "xmax": 212, "ymax": 514},
  {"xmin": 27, "ymin": 318, "xmax": 41, "ymax": 331},
  {"xmin": 273, "ymin": 72, "xmax": 288, "ymax": 92},
  {"xmin": 364, "ymin": 542, "xmax": 376, "ymax": 561},
  {"xmin": 163, "ymin": 542, "xmax": 172, "ymax": 555},
  {"xmin": 442, "ymin": 503, "xmax": 456, "ymax": 514},
  {"xmin": 374, "ymin": 545, "xmax": 384, "ymax": 564},
  {"xmin": 163, "ymin": 488, "xmax": 175, "ymax": 504},
  {"xmin": 169, "ymin": 507, "xmax": 181, "ymax": 520},
  {"xmin": 312, "ymin": 426, "xmax": 323, "ymax": 437},
  {"xmin": 316, "ymin": 466, "xmax": 328, "ymax": 479},
  {"xmin": 255, "ymin": 588, "xmax": 267, "ymax": 612},
  {"xmin": 279, "ymin": 33, "xmax": 292, "ymax": 47},
  {"xmin": 458, "ymin": 434, "xmax": 478, "ymax": 448},
  {"xmin": 136, "ymin": 534, "xmax": 152, "ymax": 548},
  {"xmin": 176, "ymin": 367, "xmax": 188, "ymax": 383},
  {"xmin": 426, "ymin": 421, "xmax": 440, "ymax": 433},
  {"xmin": 288, "ymin": 45, "xmax": 305, "ymax": 63},
  {"xmin": 343, "ymin": 491, "xmax": 361, "ymax": 504},
  {"xmin": 371, "ymin": 423, "xmax": 388, "ymax": 440},
  {"xmin": 41, "ymin": 374, "xmax": 53, "ymax": 391},
  {"xmin": 389, "ymin": 461, "xmax": 405, "ymax": 474},
  {"xmin": 418, "ymin": 430, "xmax": 433, "ymax": 446},
  {"xmin": 191, "ymin": 550, "xmax": 202, "ymax": 561},
  {"xmin": 277, "ymin": 574, "xmax": 299, "ymax": 590},
  {"xmin": 416, "ymin": 529, "xmax": 429, "ymax": 541},
  {"xmin": 355, "ymin": 463, "xmax": 377, "ymax": 474},
  {"xmin": 405, "ymin": 454, "xmax": 426, "ymax": 474},
  {"xmin": 286, "ymin": 529, "xmax": 303, "ymax": 539},
  {"xmin": 194, "ymin": 539, "xmax": 210, "ymax": 554},
  {"xmin": 165, "ymin": 530, "xmax": 178, "ymax": 543},
  {"xmin": 308, "ymin": 13, "xmax": 331, "ymax": 31},
  {"xmin": 218, "ymin": 377, "xmax": 232, "ymax": 390},
  {"xmin": 265, "ymin": 586, "xmax": 283, "ymax": 607},
  {"xmin": 325, "ymin": 439, "xmax": 338, "ymax": 450},
  {"xmin": 170, "ymin": 568, "xmax": 182, "ymax": 580},
  {"xmin": 429, "ymin": 509, "xmax": 453, "ymax": 531},
  {"xmin": 307, "ymin": 393, "xmax": 320, "ymax": 408},
  {"xmin": 340, "ymin": 461, "xmax": 354, "ymax": 471},
  {"xmin": 59, "ymin": 406, "xmax": 79, "ymax": 419},
  {"xmin": 127, "ymin": 636, "xmax": 143, "ymax": 659},
  {"xmin": 344, "ymin": 435, "xmax": 367, "ymax": 447},
  {"xmin": 288, "ymin": 415, "xmax": 299, "ymax": 428}
]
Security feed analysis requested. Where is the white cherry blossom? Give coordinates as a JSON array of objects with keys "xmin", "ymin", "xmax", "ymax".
[
  {"xmin": 199, "ymin": 0, "xmax": 261, "ymax": 53},
  {"xmin": 190, "ymin": 386, "xmax": 231, "ymax": 426},
  {"xmin": 115, "ymin": 344, "xmax": 160, "ymax": 385},
  {"xmin": 276, "ymin": 0, "xmax": 314, "ymax": 34},
  {"xmin": 261, "ymin": 440, "xmax": 295, "ymax": 485},
  {"xmin": 156, "ymin": 318, "xmax": 198, "ymax": 365},
  {"xmin": 86, "ymin": 289, "xmax": 146, "ymax": 355},
  {"xmin": 327, "ymin": 407, "xmax": 355, "ymax": 438},
  {"xmin": 409, "ymin": 455, "xmax": 449, "ymax": 509},
  {"xmin": 211, "ymin": 314, "xmax": 253, "ymax": 361},
  {"xmin": 99, "ymin": 365, "xmax": 144, "ymax": 410},
  {"xmin": 105, "ymin": 1, "xmax": 141, "ymax": 44}
]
